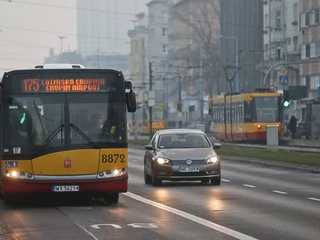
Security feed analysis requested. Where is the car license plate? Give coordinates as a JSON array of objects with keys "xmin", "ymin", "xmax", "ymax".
[
  {"xmin": 53, "ymin": 185, "xmax": 79, "ymax": 192},
  {"xmin": 179, "ymin": 167, "xmax": 200, "ymax": 172}
]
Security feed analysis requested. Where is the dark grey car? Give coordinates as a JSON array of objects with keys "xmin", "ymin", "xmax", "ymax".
[{"xmin": 143, "ymin": 129, "xmax": 221, "ymax": 186}]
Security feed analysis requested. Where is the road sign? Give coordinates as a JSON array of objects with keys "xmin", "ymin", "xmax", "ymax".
[
  {"xmin": 279, "ymin": 75, "xmax": 288, "ymax": 85},
  {"xmin": 280, "ymin": 68, "xmax": 287, "ymax": 75}
]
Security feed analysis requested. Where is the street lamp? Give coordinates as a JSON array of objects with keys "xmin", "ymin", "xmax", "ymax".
[{"xmin": 219, "ymin": 35, "xmax": 239, "ymax": 92}]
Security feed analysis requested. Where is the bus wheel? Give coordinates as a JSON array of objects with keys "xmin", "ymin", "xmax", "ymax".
[
  {"xmin": 4, "ymin": 194, "xmax": 17, "ymax": 206},
  {"xmin": 104, "ymin": 193, "xmax": 119, "ymax": 204}
]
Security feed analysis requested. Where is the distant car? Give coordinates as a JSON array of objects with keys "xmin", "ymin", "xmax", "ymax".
[{"xmin": 143, "ymin": 129, "xmax": 221, "ymax": 186}]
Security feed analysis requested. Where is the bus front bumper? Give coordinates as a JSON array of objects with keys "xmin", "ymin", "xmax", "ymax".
[{"xmin": 1, "ymin": 175, "xmax": 128, "ymax": 195}]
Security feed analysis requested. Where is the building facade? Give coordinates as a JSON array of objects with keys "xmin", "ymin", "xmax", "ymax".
[
  {"xmin": 128, "ymin": 13, "xmax": 149, "ymax": 103},
  {"xmin": 263, "ymin": 0, "xmax": 300, "ymax": 88},
  {"xmin": 220, "ymin": 0, "xmax": 263, "ymax": 92},
  {"xmin": 77, "ymin": 0, "xmax": 119, "ymax": 56},
  {"xmin": 299, "ymin": 0, "xmax": 320, "ymax": 97},
  {"xmin": 168, "ymin": 0, "xmax": 220, "ymax": 121},
  {"xmin": 146, "ymin": 0, "xmax": 169, "ymax": 103}
]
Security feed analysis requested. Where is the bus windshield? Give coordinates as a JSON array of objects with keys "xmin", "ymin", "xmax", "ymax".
[
  {"xmin": 254, "ymin": 96, "xmax": 280, "ymax": 122},
  {"xmin": 3, "ymin": 69, "xmax": 127, "ymax": 155}
]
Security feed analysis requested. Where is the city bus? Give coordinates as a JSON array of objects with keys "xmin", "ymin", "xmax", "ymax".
[
  {"xmin": 128, "ymin": 102, "xmax": 166, "ymax": 135},
  {"xmin": 208, "ymin": 89, "xmax": 282, "ymax": 142},
  {"xmin": 0, "ymin": 64, "xmax": 136, "ymax": 205}
]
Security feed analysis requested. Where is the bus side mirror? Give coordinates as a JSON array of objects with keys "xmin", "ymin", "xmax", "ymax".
[
  {"xmin": 125, "ymin": 81, "xmax": 136, "ymax": 113},
  {"xmin": 126, "ymin": 91, "xmax": 137, "ymax": 112},
  {"xmin": 208, "ymin": 109, "xmax": 213, "ymax": 116}
]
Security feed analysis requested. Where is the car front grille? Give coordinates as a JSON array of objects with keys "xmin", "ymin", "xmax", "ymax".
[{"xmin": 171, "ymin": 159, "xmax": 206, "ymax": 165}]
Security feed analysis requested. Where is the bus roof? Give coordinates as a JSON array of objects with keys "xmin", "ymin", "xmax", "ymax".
[{"xmin": 34, "ymin": 63, "xmax": 85, "ymax": 69}]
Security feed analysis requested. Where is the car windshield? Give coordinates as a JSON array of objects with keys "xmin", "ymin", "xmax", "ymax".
[{"xmin": 157, "ymin": 133, "xmax": 211, "ymax": 149}]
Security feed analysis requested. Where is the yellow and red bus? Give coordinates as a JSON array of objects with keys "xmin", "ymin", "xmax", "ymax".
[
  {"xmin": 0, "ymin": 64, "xmax": 136, "ymax": 205},
  {"xmin": 128, "ymin": 103, "xmax": 166, "ymax": 135},
  {"xmin": 208, "ymin": 89, "xmax": 282, "ymax": 141}
]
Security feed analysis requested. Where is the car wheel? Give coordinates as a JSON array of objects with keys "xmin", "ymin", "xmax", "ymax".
[
  {"xmin": 144, "ymin": 170, "xmax": 152, "ymax": 184},
  {"xmin": 210, "ymin": 177, "xmax": 221, "ymax": 185},
  {"xmin": 152, "ymin": 174, "xmax": 162, "ymax": 186},
  {"xmin": 104, "ymin": 193, "xmax": 119, "ymax": 204}
]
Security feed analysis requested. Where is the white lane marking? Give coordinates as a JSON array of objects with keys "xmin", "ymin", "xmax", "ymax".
[
  {"xmin": 73, "ymin": 221, "xmax": 100, "ymax": 240},
  {"xmin": 222, "ymin": 179, "xmax": 231, "ymax": 182},
  {"xmin": 308, "ymin": 197, "xmax": 320, "ymax": 202},
  {"xmin": 91, "ymin": 224, "xmax": 122, "ymax": 229},
  {"xmin": 272, "ymin": 190, "xmax": 287, "ymax": 195},
  {"xmin": 127, "ymin": 223, "xmax": 158, "ymax": 228},
  {"xmin": 59, "ymin": 207, "xmax": 93, "ymax": 210},
  {"xmin": 123, "ymin": 192, "xmax": 258, "ymax": 240},
  {"xmin": 243, "ymin": 184, "xmax": 256, "ymax": 188}
]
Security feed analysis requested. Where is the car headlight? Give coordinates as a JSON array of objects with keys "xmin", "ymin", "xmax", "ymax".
[
  {"xmin": 206, "ymin": 156, "xmax": 218, "ymax": 164},
  {"xmin": 3, "ymin": 170, "xmax": 34, "ymax": 179},
  {"xmin": 156, "ymin": 158, "xmax": 171, "ymax": 165}
]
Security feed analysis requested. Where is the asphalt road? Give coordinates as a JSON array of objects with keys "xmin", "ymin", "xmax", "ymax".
[{"xmin": 0, "ymin": 148, "xmax": 319, "ymax": 240}]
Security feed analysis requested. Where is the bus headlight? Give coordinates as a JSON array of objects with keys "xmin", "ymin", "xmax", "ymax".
[
  {"xmin": 206, "ymin": 156, "xmax": 219, "ymax": 164},
  {"xmin": 97, "ymin": 168, "xmax": 127, "ymax": 179},
  {"xmin": 3, "ymin": 170, "xmax": 34, "ymax": 179}
]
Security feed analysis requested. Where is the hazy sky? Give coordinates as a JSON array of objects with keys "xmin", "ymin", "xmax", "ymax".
[{"xmin": 0, "ymin": 0, "xmax": 148, "ymax": 76}]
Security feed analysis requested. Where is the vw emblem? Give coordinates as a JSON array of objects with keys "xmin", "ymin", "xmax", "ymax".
[{"xmin": 186, "ymin": 159, "xmax": 192, "ymax": 165}]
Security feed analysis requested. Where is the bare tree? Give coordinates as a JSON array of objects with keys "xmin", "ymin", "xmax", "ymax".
[{"xmin": 170, "ymin": 0, "xmax": 221, "ymax": 97}]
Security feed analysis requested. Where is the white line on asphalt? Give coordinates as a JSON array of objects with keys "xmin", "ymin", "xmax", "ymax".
[
  {"xmin": 308, "ymin": 197, "xmax": 320, "ymax": 202},
  {"xmin": 73, "ymin": 221, "xmax": 100, "ymax": 240},
  {"xmin": 123, "ymin": 192, "xmax": 258, "ymax": 240},
  {"xmin": 243, "ymin": 184, "xmax": 256, "ymax": 188},
  {"xmin": 222, "ymin": 179, "xmax": 231, "ymax": 182},
  {"xmin": 272, "ymin": 190, "xmax": 287, "ymax": 195}
]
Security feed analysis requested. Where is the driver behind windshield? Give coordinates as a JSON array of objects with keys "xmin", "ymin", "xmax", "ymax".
[{"xmin": 87, "ymin": 113, "xmax": 104, "ymax": 139}]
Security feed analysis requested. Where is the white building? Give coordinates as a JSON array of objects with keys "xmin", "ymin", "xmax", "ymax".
[
  {"xmin": 263, "ymin": 0, "xmax": 300, "ymax": 87},
  {"xmin": 77, "ymin": 0, "xmax": 119, "ymax": 57}
]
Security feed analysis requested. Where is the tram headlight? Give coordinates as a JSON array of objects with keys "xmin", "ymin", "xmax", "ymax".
[
  {"xmin": 3, "ymin": 170, "xmax": 34, "ymax": 179},
  {"xmin": 97, "ymin": 168, "xmax": 127, "ymax": 179}
]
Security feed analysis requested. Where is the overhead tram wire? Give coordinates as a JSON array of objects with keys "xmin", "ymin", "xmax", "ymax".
[{"xmin": 0, "ymin": 0, "xmax": 305, "ymax": 32}]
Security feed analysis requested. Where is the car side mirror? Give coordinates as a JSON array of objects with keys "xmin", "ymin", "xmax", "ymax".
[
  {"xmin": 145, "ymin": 144, "xmax": 155, "ymax": 150},
  {"xmin": 213, "ymin": 143, "xmax": 221, "ymax": 149}
]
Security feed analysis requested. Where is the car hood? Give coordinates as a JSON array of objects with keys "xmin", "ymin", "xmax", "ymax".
[{"xmin": 157, "ymin": 148, "xmax": 216, "ymax": 160}]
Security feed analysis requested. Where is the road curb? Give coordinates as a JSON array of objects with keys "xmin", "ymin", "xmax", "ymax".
[{"xmin": 128, "ymin": 144, "xmax": 320, "ymax": 174}]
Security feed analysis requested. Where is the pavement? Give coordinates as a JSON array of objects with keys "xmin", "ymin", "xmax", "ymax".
[{"xmin": 0, "ymin": 148, "xmax": 319, "ymax": 240}]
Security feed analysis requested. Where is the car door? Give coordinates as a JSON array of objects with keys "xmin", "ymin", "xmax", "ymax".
[{"xmin": 145, "ymin": 134, "xmax": 157, "ymax": 174}]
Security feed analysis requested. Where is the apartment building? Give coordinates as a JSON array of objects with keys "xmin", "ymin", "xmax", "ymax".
[
  {"xmin": 77, "ymin": 0, "xmax": 119, "ymax": 56},
  {"xmin": 220, "ymin": 0, "xmax": 263, "ymax": 92},
  {"xmin": 300, "ymin": 0, "xmax": 320, "ymax": 97},
  {"xmin": 127, "ymin": 13, "xmax": 149, "ymax": 103},
  {"xmin": 146, "ymin": 0, "xmax": 169, "ymax": 103},
  {"xmin": 263, "ymin": 0, "xmax": 300, "ymax": 88}
]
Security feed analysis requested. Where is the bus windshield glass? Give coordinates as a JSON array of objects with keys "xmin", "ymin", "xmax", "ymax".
[
  {"xmin": 254, "ymin": 96, "xmax": 280, "ymax": 122},
  {"xmin": 2, "ymin": 70, "xmax": 126, "ymax": 155}
]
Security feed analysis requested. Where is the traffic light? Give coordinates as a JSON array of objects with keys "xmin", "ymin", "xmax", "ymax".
[{"xmin": 283, "ymin": 90, "xmax": 290, "ymax": 108}]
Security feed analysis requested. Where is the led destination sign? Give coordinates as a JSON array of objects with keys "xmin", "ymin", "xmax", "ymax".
[{"xmin": 22, "ymin": 78, "xmax": 107, "ymax": 92}]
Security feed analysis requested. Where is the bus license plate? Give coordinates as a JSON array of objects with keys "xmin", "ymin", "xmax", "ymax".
[
  {"xmin": 53, "ymin": 185, "xmax": 79, "ymax": 192},
  {"xmin": 179, "ymin": 167, "xmax": 200, "ymax": 172}
]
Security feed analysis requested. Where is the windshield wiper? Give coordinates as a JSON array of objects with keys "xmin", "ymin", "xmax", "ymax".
[
  {"xmin": 34, "ymin": 124, "xmax": 64, "ymax": 155},
  {"xmin": 69, "ymin": 123, "xmax": 99, "ymax": 148}
]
